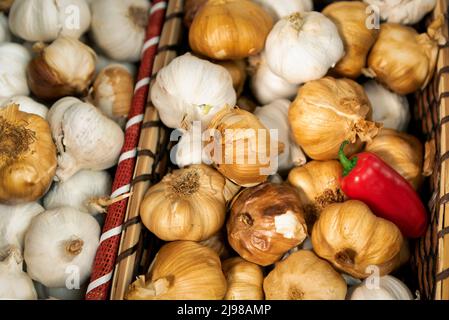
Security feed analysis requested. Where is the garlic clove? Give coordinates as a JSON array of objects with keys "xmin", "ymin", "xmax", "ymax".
[{"xmin": 222, "ymin": 257, "xmax": 264, "ymax": 300}]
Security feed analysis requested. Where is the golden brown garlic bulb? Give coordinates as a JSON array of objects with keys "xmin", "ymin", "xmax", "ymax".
[
  {"xmin": 263, "ymin": 250, "xmax": 347, "ymax": 300},
  {"xmin": 222, "ymin": 257, "xmax": 264, "ymax": 300},
  {"xmin": 312, "ymin": 200, "xmax": 404, "ymax": 279},
  {"xmin": 0, "ymin": 104, "xmax": 57, "ymax": 204},
  {"xmin": 227, "ymin": 182, "xmax": 307, "ymax": 266}
]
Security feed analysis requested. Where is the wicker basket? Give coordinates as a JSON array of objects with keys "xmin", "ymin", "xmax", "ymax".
[{"xmin": 95, "ymin": 0, "xmax": 449, "ymax": 300}]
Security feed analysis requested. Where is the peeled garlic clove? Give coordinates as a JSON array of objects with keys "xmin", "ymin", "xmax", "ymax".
[
  {"xmin": 126, "ymin": 241, "xmax": 227, "ymax": 300},
  {"xmin": 254, "ymin": 99, "xmax": 306, "ymax": 173},
  {"xmin": 227, "ymin": 183, "xmax": 308, "ymax": 266},
  {"xmin": 289, "ymin": 77, "xmax": 381, "ymax": 160},
  {"xmin": 265, "ymin": 12, "xmax": 344, "ymax": 85},
  {"xmin": 253, "ymin": 0, "xmax": 313, "ymax": 21},
  {"xmin": 151, "ymin": 53, "xmax": 236, "ymax": 129},
  {"xmin": 288, "ymin": 160, "xmax": 346, "ymax": 227},
  {"xmin": 248, "ymin": 52, "xmax": 299, "ymax": 105},
  {"xmin": 0, "ymin": 247, "xmax": 37, "ymax": 300},
  {"xmin": 312, "ymin": 200, "xmax": 404, "ymax": 279},
  {"xmin": 0, "ymin": 202, "xmax": 44, "ymax": 256},
  {"xmin": 0, "ymin": 105, "xmax": 57, "ymax": 204},
  {"xmin": 189, "ymin": 0, "xmax": 273, "ymax": 60},
  {"xmin": 27, "ymin": 37, "xmax": 97, "ymax": 100},
  {"xmin": 216, "ymin": 60, "xmax": 247, "ymax": 97},
  {"xmin": 8, "ymin": 0, "xmax": 91, "ymax": 42},
  {"xmin": 140, "ymin": 165, "xmax": 227, "ymax": 241},
  {"xmin": 1, "ymin": 96, "xmax": 48, "ymax": 119},
  {"xmin": 366, "ymin": 128, "xmax": 423, "ymax": 190},
  {"xmin": 24, "ymin": 207, "xmax": 100, "ymax": 288},
  {"xmin": 263, "ymin": 250, "xmax": 347, "ymax": 300},
  {"xmin": 323, "ymin": 1, "xmax": 379, "ymax": 79},
  {"xmin": 0, "ymin": 12, "xmax": 10, "ymax": 42},
  {"xmin": 47, "ymin": 97, "xmax": 124, "ymax": 182},
  {"xmin": 0, "ymin": 43, "xmax": 31, "ymax": 100},
  {"xmin": 43, "ymin": 170, "xmax": 112, "ymax": 214},
  {"xmin": 222, "ymin": 257, "xmax": 264, "ymax": 300},
  {"xmin": 364, "ymin": 0, "xmax": 436, "ymax": 25},
  {"xmin": 91, "ymin": 64, "xmax": 134, "ymax": 128},
  {"xmin": 363, "ymin": 80, "xmax": 410, "ymax": 131},
  {"xmin": 91, "ymin": 0, "xmax": 150, "ymax": 62},
  {"xmin": 349, "ymin": 275, "xmax": 414, "ymax": 300}
]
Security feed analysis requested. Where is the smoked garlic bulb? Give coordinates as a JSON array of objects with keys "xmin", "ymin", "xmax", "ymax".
[
  {"xmin": 288, "ymin": 77, "xmax": 381, "ymax": 160},
  {"xmin": 227, "ymin": 183, "xmax": 308, "ymax": 266},
  {"xmin": 0, "ymin": 105, "xmax": 57, "ymax": 204},
  {"xmin": 222, "ymin": 257, "xmax": 264, "ymax": 300},
  {"xmin": 126, "ymin": 241, "xmax": 227, "ymax": 300}
]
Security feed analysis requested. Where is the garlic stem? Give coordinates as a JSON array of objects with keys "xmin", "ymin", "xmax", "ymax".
[{"xmin": 65, "ymin": 239, "xmax": 84, "ymax": 257}]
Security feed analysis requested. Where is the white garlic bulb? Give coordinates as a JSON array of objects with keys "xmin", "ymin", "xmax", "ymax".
[
  {"xmin": 0, "ymin": 43, "xmax": 31, "ymax": 100},
  {"xmin": 24, "ymin": 207, "xmax": 100, "ymax": 288},
  {"xmin": 91, "ymin": 0, "xmax": 150, "ymax": 62},
  {"xmin": 47, "ymin": 97, "xmax": 125, "ymax": 182},
  {"xmin": 249, "ymin": 53, "xmax": 299, "ymax": 105},
  {"xmin": 151, "ymin": 53, "xmax": 237, "ymax": 129},
  {"xmin": 254, "ymin": 99, "xmax": 306, "ymax": 173},
  {"xmin": 8, "ymin": 0, "xmax": 91, "ymax": 42},
  {"xmin": 95, "ymin": 55, "xmax": 137, "ymax": 77},
  {"xmin": 1, "ymin": 96, "xmax": 48, "ymax": 119},
  {"xmin": 43, "ymin": 170, "xmax": 112, "ymax": 214},
  {"xmin": 0, "ymin": 12, "xmax": 10, "ymax": 43},
  {"xmin": 265, "ymin": 11, "xmax": 344, "ymax": 85},
  {"xmin": 0, "ymin": 202, "xmax": 44, "ymax": 256},
  {"xmin": 349, "ymin": 275, "xmax": 414, "ymax": 300},
  {"xmin": 364, "ymin": 80, "xmax": 410, "ymax": 131},
  {"xmin": 0, "ymin": 248, "xmax": 37, "ymax": 300},
  {"xmin": 364, "ymin": 0, "xmax": 436, "ymax": 25},
  {"xmin": 253, "ymin": 0, "xmax": 313, "ymax": 21}
]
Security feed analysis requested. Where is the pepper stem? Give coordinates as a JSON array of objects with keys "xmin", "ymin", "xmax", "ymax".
[{"xmin": 338, "ymin": 141, "xmax": 358, "ymax": 176}]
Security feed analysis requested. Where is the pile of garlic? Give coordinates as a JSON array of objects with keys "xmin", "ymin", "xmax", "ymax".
[{"xmin": 0, "ymin": 0, "xmax": 146, "ymax": 300}]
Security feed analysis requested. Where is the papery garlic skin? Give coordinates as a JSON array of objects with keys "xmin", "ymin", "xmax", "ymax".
[
  {"xmin": 0, "ymin": 12, "xmax": 10, "ymax": 42},
  {"xmin": 0, "ymin": 202, "xmax": 44, "ymax": 256},
  {"xmin": 173, "ymin": 128, "xmax": 211, "ymax": 168},
  {"xmin": 8, "ymin": 0, "xmax": 91, "ymax": 42},
  {"xmin": 95, "ymin": 55, "xmax": 137, "ymax": 78},
  {"xmin": 265, "ymin": 12, "xmax": 344, "ymax": 85},
  {"xmin": 222, "ymin": 257, "xmax": 264, "ymax": 300},
  {"xmin": 0, "ymin": 249, "xmax": 37, "ymax": 300},
  {"xmin": 253, "ymin": 0, "xmax": 313, "ymax": 21},
  {"xmin": 255, "ymin": 99, "xmax": 306, "ymax": 173},
  {"xmin": 43, "ymin": 170, "xmax": 112, "ymax": 214},
  {"xmin": 0, "ymin": 43, "xmax": 30, "ymax": 100},
  {"xmin": 24, "ymin": 207, "xmax": 100, "ymax": 288},
  {"xmin": 151, "ymin": 53, "xmax": 236, "ymax": 129},
  {"xmin": 248, "ymin": 53, "xmax": 299, "ymax": 105},
  {"xmin": 364, "ymin": 0, "xmax": 436, "ymax": 25},
  {"xmin": 349, "ymin": 275, "xmax": 414, "ymax": 300},
  {"xmin": 47, "ymin": 97, "xmax": 124, "ymax": 182},
  {"xmin": 91, "ymin": 0, "xmax": 150, "ymax": 62},
  {"xmin": 364, "ymin": 81, "xmax": 410, "ymax": 131},
  {"xmin": 1, "ymin": 96, "xmax": 48, "ymax": 119}
]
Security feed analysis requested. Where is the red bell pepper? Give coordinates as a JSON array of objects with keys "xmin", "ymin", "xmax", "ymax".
[{"xmin": 338, "ymin": 141, "xmax": 427, "ymax": 238}]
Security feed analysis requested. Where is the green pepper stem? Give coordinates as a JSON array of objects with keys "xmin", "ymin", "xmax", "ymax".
[{"xmin": 339, "ymin": 141, "xmax": 357, "ymax": 176}]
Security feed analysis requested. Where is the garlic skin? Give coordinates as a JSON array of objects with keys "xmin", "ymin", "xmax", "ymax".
[
  {"xmin": 255, "ymin": 99, "xmax": 306, "ymax": 173},
  {"xmin": 43, "ymin": 170, "xmax": 112, "ymax": 214},
  {"xmin": 222, "ymin": 257, "xmax": 264, "ymax": 300},
  {"xmin": 199, "ymin": 232, "xmax": 230, "ymax": 259},
  {"xmin": 24, "ymin": 207, "xmax": 100, "ymax": 288},
  {"xmin": 27, "ymin": 37, "xmax": 97, "ymax": 100},
  {"xmin": 0, "ymin": 202, "xmax": 44, "ymax": 256},
  {"xmin": 248, "ymin": 53, "xmax": 299, "ymax": 105},
  {"xmin": 253, "ymin": 0, "xmax": 313, "ymax": 21},
  {"xmin": 91, "ymin": 0, "xmax": 150, "ymax": 62},
  {"xmin": 0, "ymin": 248, "xmax": 37, "ymax": 300},
  {"xmin": 216, "ymin": 60, "xmax": 247, "ymax": 96},
  {"xmin": 173, "ymin": 128, "xmax": 210, "ymax": 168},
  {"xmin": 349, "ymin": 275, "xmax": 413, "ymax": 300},
  {"xmin": 0, "ymin": 0, "xmax": 14, "ymax": 12},
  {"xmin": 364, "ymin": 0, "xmax": 436, "ymax": 25},
  {"xmin": 151, "ymin": 53, "xmax": 236, "ymax": 129},
  {"xmin": 265, "ymin": 12, "xmax": 344, "ymax": 85},
  {"xmin": 47, "ymin": 97, "xmax": 124, "ymax": 182},
  {"xmin": 95, "ymin": 55, "xmax": 137, "ymax": 78},
  {"xmin": 0, "ymin": 43, "xmax": 31, "ymax": 100},
  {"xmin": 91, "ymin": 64, "xmax": 134, "ymax": 128},
  {"xmin": 1, "ymin": 96, "xmax": 48, "ymax": 119},
  {"xmin": 8, "ymin": 0, "xmax": 91, "ymax": 42},
  {"xmin": 363, "ymin": 80, "xmax": 410, "ymax": 131},
  {"xmin": 0, "ymin": 12, "xmax": 10, "ymax": 42},
  {"xmin": 264, "ymin": 250, "xmax": 347, "ymax": 300}
]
